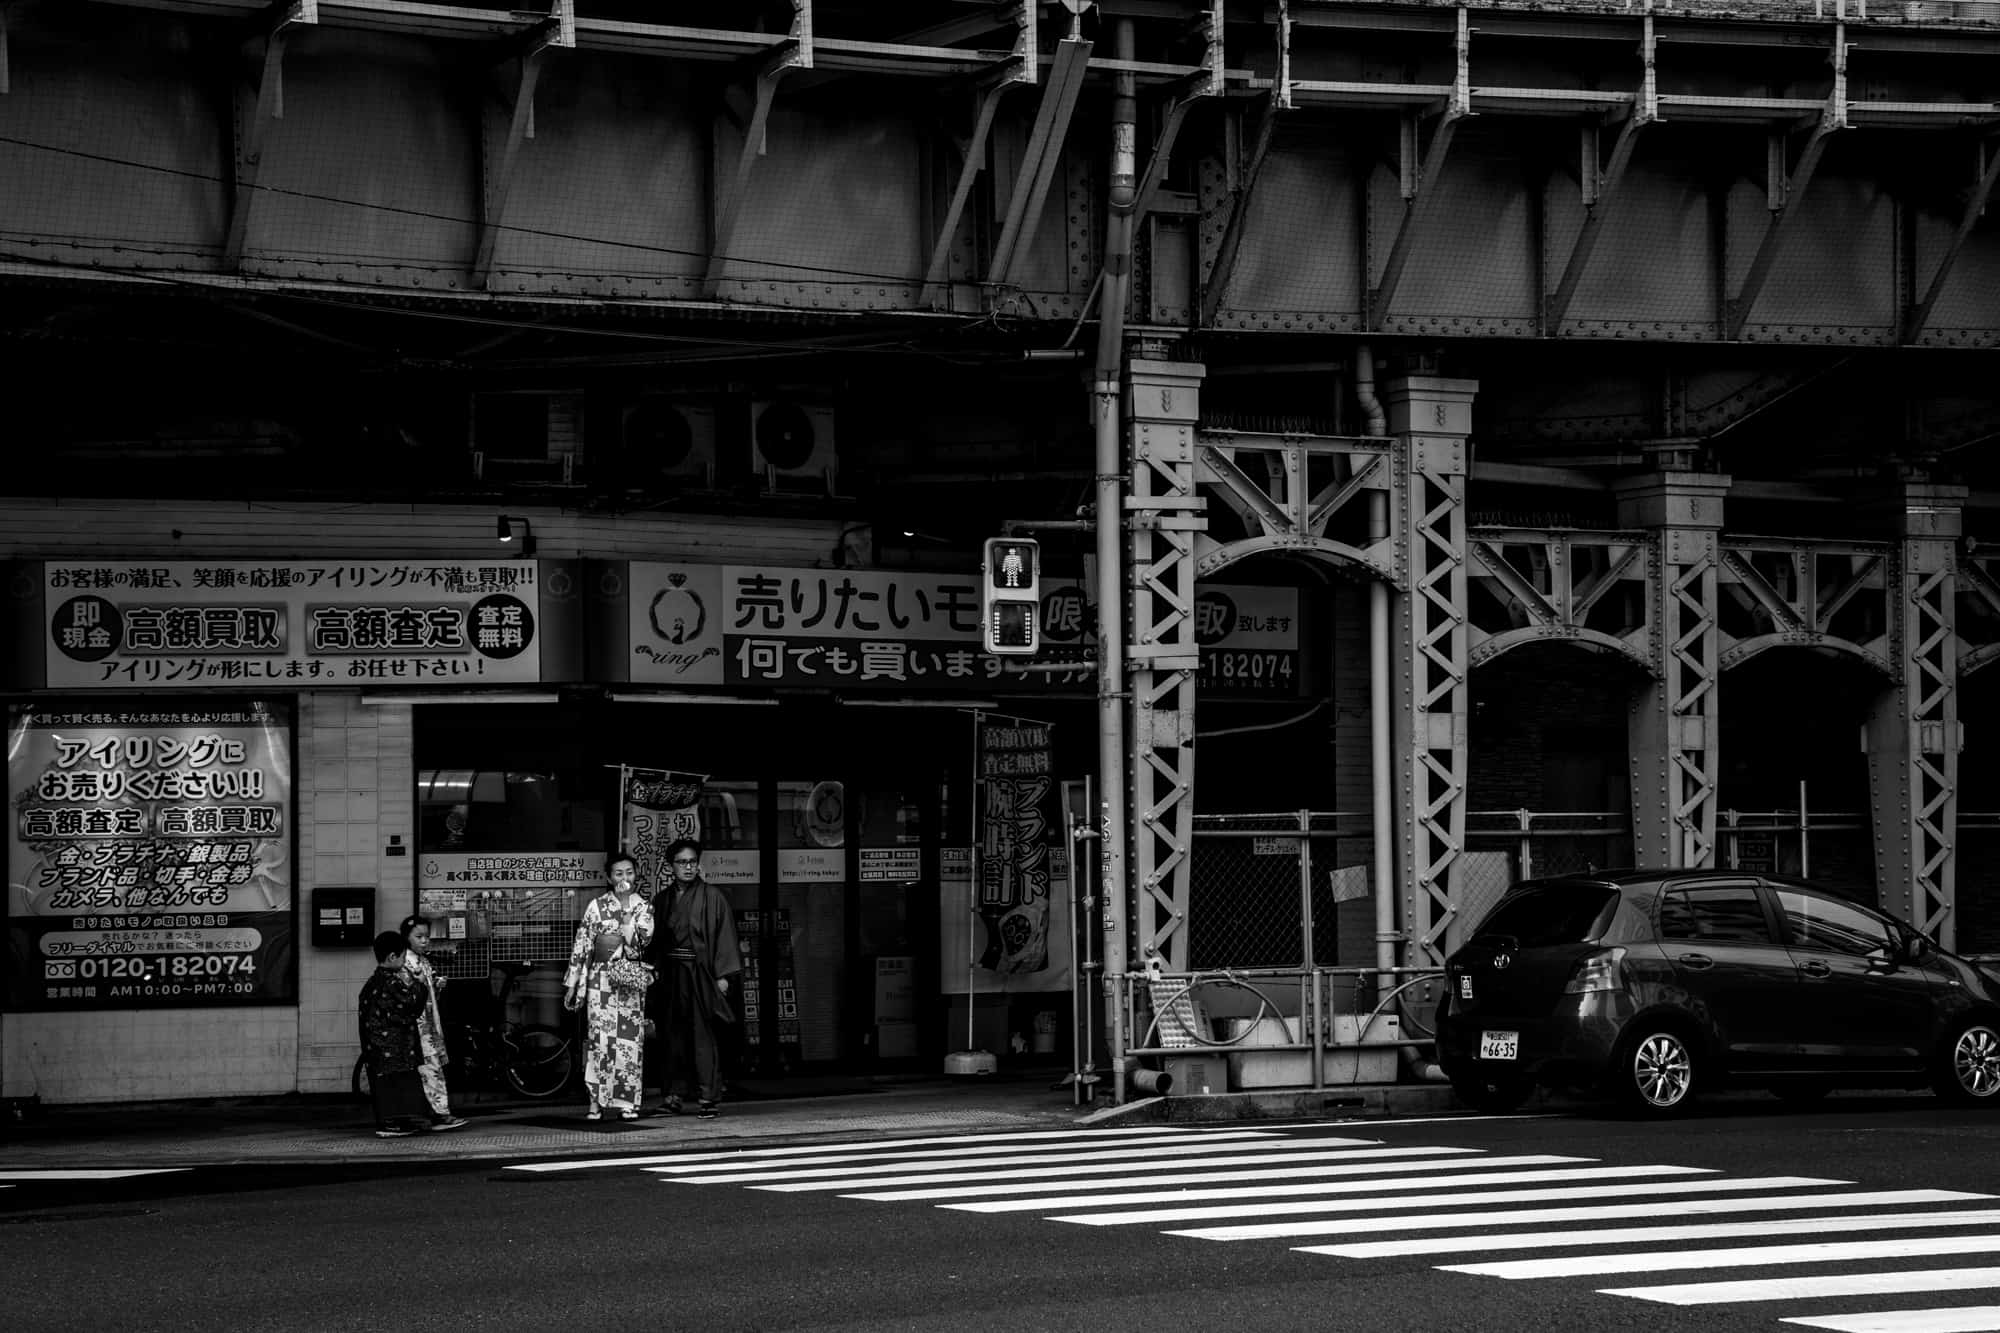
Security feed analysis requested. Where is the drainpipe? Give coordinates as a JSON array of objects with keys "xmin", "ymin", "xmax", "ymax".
[
  {"xmin": 1359, "ymin": 343, "xmax": 1445, "ymax": 1082},
  {"xmin": 1095, "ymin": 17, "xmax": 1139, "ymax": 1104}
]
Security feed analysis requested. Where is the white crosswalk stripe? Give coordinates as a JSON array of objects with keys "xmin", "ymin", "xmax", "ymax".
[{"xmin": 533, "ymin": 1122, "xmax": 2000, "ymax": 1331}]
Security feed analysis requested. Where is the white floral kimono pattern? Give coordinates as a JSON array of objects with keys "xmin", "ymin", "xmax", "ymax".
[
  {"xmin": 405, "ymin": 952, "xmax": 451, "ymax": 1117},
  {"xmin": 565, "ymin": 891, "xmax": 654, "ymax": 1112}
]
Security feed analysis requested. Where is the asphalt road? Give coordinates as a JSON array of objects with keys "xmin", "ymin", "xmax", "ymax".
[{"xmin": 7, "ymin": 1094, "xmax": 2000, "ymax": 1333}]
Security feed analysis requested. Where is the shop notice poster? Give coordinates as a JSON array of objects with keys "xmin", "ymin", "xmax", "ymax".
[
  {"xmin": 618, "ymin": 767, "xmax": 704, "ymax": 900},
  {"xmin": 6, "ymin": 700, "xmax": 296, "ymax": 1010},
  {"xmin": 941, "ymin": 717, "xmax": 1071, "ymax": 995}
]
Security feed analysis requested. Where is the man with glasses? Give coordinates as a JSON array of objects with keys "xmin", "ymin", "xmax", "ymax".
[{"xmin": 650, "ymin": 838, "xmax": 743, "ymax": 1119}]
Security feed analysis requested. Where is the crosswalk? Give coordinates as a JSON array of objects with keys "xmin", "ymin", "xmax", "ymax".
[{"xmin": 509, "ymin": 1124, "xmax": 2000, "ymax": 1331}]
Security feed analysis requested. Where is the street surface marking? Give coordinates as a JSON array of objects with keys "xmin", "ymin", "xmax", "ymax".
[
  {"xmin": 644, "ymin": 1129, "xmax": 1284, "ymax": 1175},
  {"xmin": 1168, "ymin": 1189, "xmax": 1990, "ymax": 1241},
  {"xmin": 1307, "ymin": 1208, "xmax": 2000, "ymax": 1259},
  {"xmin": 503, "ymin": 1124, "xmax": 1268, "ymax": 1172},
  {"xmin": 1057, "ymin": 1175, "xmax": 1843, "ymax": 1226},
  {"xmin": 1605, "ymin": 1266, "xmax": 2000, "ymax": 1305},
  {"xmin": 1446, "ymin": 1234, "xmax": 2000, "ymax": 1279},
  {"xmin": 1782, "ymin": 1307, "xmax": 2000, "ymax": 1332},
  {"xmin": 0, "ymin": 1169, "xmax": 191, "ymax": 1180},
  {"xmin": 680, "ymin": 1140, "xmax": 1391, "ymax": 1189},
  {"xmin": 908, "ymin": 1155, "xmax": 1604, "ymax": 1208}
]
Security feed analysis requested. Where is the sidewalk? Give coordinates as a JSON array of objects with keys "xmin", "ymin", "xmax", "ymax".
[{"xmin": 0, "ymin": 1070, "xmax": 1464, "ymax": 1170}]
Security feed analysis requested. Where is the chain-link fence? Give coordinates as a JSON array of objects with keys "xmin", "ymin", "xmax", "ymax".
[
  {"xmin": 1186, "ymin": 812, "xmax": 1374, "ymax": 971},
  {"xmin": 1461, "ymin": 811, "xmax": 1631, "ymax": 952}
]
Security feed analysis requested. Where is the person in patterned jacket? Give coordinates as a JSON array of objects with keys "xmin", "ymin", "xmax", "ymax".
[{"xmin": 359, "ymin": 930, "xmax": 431, "ymax": 1138}]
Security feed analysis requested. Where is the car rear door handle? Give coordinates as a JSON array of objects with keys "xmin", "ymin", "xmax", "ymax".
[
  {"xmin": 1676, "ymin": 953, "xmax": 1714, "ymax": 970},
  {"xmin": 1802, "ymin": 960, "xmax": 1832, "ymax": 978}
]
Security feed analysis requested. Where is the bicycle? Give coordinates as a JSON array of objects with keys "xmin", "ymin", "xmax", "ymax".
[{"xmin": 354, "ymin": 960, "xmax": 576, "ymax": 1102}]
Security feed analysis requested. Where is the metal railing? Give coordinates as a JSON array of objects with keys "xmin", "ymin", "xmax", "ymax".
[{"xmin": 1113, "ymin": 963, "xmax": 1445, "ymax": 1094}]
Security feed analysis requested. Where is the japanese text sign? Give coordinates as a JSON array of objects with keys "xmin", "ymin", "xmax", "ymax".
[
  {"xmin": 625, "ymin": 562, "xmax": 1302, "ymax": 695},
  {"xmin": 43, "ymin": 561, "xmax": 542, "ymax": 689},
  {"xmin": 6, "ymin": 700, "xmax": 297, "ymax": 1011}
]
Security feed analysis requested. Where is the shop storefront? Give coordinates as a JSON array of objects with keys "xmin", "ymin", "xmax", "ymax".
[{"xmin": 0, "ymin": 543, "xmax": 1311, "ymax": 1103}]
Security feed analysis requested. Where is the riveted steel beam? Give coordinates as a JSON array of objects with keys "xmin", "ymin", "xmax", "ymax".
[
  {"xmin": 1867, "ymin": 484, "xmax": 1966, "ymax": 940},
  {"xmin": 1905, "ymin": 138, "xmax": 2000, "ymax": 345},
  {"xmin": 987, "ymin": 37, "xmax": 1092, "ymax": 290},
  {"xmin": 1388, "ymin": 377, "xmax": 1478, "ymax": 966},
  {"xmin": 1724, "ymin": 24, "xmax": 1848, "ymax": 341},
  {"xmin": 1367, "ymin": 8, "xmax": 1471, "ymax": 331},
  {"xmin": 701, "ymin": 15, "xmax": 811, "ymax": 300},
  {"xmin": 471, "ymin": 3, "xmax": 573, "ymax": 290},
  {"xmin": 221, "ymin": 0, "xmax": 317, "ymax": 271},
  {"xmin": 1127, "ymin": 359, "xmax": 1206, "ymax": 971},
  {"xmin": 1198, "ymin": 89, "xmax": 1278, "ymax": 328}
]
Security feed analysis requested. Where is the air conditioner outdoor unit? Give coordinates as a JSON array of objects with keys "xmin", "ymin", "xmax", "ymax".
[
  {"xmin": 620, "ymin": 398, "xmax": 717, "ymax": 490},
  {"xmin": 748, "ymin": 400, "xmax": 838, "ymax": 494},
  {"xmin": 471, "ymin": 392, "xmax": 582, "ymax": 487}
]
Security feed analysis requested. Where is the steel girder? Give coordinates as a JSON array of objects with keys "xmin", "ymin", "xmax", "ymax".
[
  {"xmin": 1715, "ymin": 538, "xmax": 1897, "ymax": 678},
  {"xmin": 1386, "ymin": 377, "xmax": 1479, "ymax": 967},
  {"xmin": 1126, "ymin": 358, "xmax": 1206, "ymax": 971},
  {"xmin": 1866, "ymin": 485, "xmax": 1966, "ymax": 943},
  {"xmin": 1617, "ymin": 473, "xmax": 1732, "ymax": 870}
]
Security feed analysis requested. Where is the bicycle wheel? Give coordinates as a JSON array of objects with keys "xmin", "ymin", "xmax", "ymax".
[
  {"xmin": 352, "ymin": 1053, "xmax": 373, "ymax": 1102},
  {"xmin": 501, "ymin": 1024, "xmax": 574, "ymax": 1099}
]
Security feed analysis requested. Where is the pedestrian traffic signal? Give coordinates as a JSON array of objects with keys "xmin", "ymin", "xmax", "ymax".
[{"xmin": 982, "ymin": 537, "xmax": 1041, "ymax": 657}]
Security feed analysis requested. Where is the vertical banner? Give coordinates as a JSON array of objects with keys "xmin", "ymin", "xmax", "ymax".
[
  {"xmin": 6, "ymin": 700, "xmax": 295, "ymax": 1010},
  {"xmin": 939, "ymin": 717, "xmax": 1071, "ymax": 995},
  {"xmin": 617, "ymin": 768, "xmax": 704, "ymax": 900}
]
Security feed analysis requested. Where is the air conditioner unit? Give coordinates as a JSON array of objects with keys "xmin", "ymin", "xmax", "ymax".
[
  {"xmin": 749, "ymin": 400, "xmax": 838, "ymax": 494},
  {"xmin": 471, "ymin": 392, "xmax": 583, "ymax": 488},
  {"xmin": 619, "ymin": 397, "xmax": 717, "ymax": 490}
]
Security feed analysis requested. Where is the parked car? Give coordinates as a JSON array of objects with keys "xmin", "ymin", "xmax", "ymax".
[{"xmin": 1435, "ymin": 869, "xmax": 2000, "ymax": 1116}]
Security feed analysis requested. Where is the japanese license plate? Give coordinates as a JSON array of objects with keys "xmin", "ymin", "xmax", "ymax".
[{"xmin": 1479, "ymin": 1030, "xmax": 1519, "ymax": 1061}]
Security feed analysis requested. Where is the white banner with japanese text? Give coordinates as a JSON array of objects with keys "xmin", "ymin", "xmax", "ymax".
[
  {"xmin": 940, "ymin": 719, "xmax": 1072, "ymax": 995},
  {"xmin": 6, "ymin": 700, "xmax": 296, "ymax": 1011},
  {"xmin": 625, "ymin": 563, "xmax": 1301, "ymax": 696},
  {"xmin": 43, "ymin": 561, "xmax": 542, "ymax": 689}
]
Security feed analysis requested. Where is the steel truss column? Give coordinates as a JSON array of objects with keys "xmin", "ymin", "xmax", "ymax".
[
  {"xmin": 1617, "ymin": 471, "xmax": 1732, "ymax": 869},
  {"xmin": 1385, "ymin": 376, "xmax": 1478, "ymax": 966},
  {"xmin": 1126, "ymin": 358, "xmax": 1206, "ymax": 971},
  {"xmin": 1866, "ymin": 483, "xmax": 1966, "ymax": 943}
]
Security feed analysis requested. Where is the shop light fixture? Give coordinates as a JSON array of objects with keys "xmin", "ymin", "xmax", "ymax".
[
  {"xmin": 360, "ymin": 691, "xmax": 561, "ymax": 706},
  {"xmin": 496, "ymin": 514, "xmax": 536, "ymax": 556},
  {"xmin": 605, "ymin": 691, "xmax": 779, "ymax": 706}
]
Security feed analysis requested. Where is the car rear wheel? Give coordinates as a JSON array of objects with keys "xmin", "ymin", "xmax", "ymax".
[
  {"xmin": 1612, "ymin": 1025, "xmax": 1699, "ymax": 1115},
  {"xmin": 1933, "ymin": 1019, "xmax": 2000, "ymax": 1104},
  {"xmin": 1449, "ymin": 1071, "xmax": 1533, "ymax": 1114}
]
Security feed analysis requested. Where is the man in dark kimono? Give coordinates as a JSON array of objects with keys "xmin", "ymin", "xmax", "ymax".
[
  {"xmin": 359, "ymin": 930, "xmax": 432, "ymax": 1137},
  {"xmin": 652, "ymin": 838, "xmax": 743, "ymax": 1119}
]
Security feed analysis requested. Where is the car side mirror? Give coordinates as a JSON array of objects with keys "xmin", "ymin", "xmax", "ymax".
[{"xmin": 1904, "ymin": 933, "xmax": 1932, "ymax": 963}]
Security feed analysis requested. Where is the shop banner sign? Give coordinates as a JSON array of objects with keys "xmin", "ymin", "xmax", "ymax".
[
  {"xmin": 940, "ymin": 719, "xmax": 1071, "ymax": 995},
  {"xmin": 6, "ymin": 701, "xmax": 296, "ymax": 1010},
  {"xmin": 625, "ymin": 563, "xmax": 1300, "ymax": 696},
  {"xmin": 618, "ymin": 768, "xmax": 703, "ymax": 900},
  {"xmin": 44, "ymin": 561, "xmax": 542, "ymax": 689}
]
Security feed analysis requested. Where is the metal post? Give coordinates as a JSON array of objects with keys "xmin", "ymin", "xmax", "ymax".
[
  {"xmin": 1517, "ymin": 808, "xmax": 1533, "ymax": 883},
  {"xmin": 1300, "ymin": 808, "xmax": 1322, "ymax": 1089},
  {"xmin": 1096, "ymin": 17, "xmax": 1139, "ymax": 1103},
  {"xmin": 1799, "ymin": 779, "xmax": 1810, "ymax": 880}
]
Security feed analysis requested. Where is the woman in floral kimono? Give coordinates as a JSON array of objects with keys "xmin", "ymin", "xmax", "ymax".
[
  {"xmin": 399, "ymin": 915, "xmax": 466, "ymax": 1131},
  {"xmin": 563, "ymin": 850, "xmax": 655, "ymax": 1120}
]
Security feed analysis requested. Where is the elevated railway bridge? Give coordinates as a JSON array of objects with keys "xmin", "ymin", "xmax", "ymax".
[{"xmin": 3, "ymin": 0, "xmax": 1999, "ymax": 996}]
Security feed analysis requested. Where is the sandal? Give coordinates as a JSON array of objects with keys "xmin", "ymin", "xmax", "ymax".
[
  {"xmin": 619, "ymin": 1108, "xmax": 639, "ymax": 1121},
  {"xmin": 586, "ymin": 1106, "xmax": 602, "ymax": 1121}
]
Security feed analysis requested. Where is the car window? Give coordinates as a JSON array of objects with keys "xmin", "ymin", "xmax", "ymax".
[
  {"xmin": 1659, "ymin": 884, "xmax": 1776, "ymax": 944},
  {"xmin": 1772, "ymin": 888, "xmax": 1893, "ymax": 957},
  {"xmin": 1472, "ymin": 882, "xmax": 1619, "ymax": 947}
]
